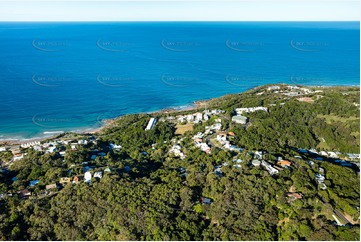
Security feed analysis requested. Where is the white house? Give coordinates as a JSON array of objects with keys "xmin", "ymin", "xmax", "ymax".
[
  {"xmin": 232, "ymin": 115, "xmax": 248, "ymax": 124},
  {"xmin": 145, "ymin": 118, "xmax": 157, "ymax": 130},
  {"xmin": 216, "ymin": 133, "xmax": 227, "ymax": 143},
  {"xmin": 46, "ymin": 147, "xmax": 57, "ymax": 153},
  {"xmin": 194, "ymin": 112, "xmax": 203, "ymax": 122},
  {"xmin": 110, "ymin": 143, "xmax": 122, "ymax": 149},
  {"xmin": 94, "ymin": 171, "xmax": 103, "ymax": 179},
  {"xmin": 235, "ymin": 107, "xmax": 268, "ymax": 115},
  {"xmin": 327, "ymin": 151, "xmax": 338, "ymax": 158},
  {"xmin": 267, "ymin": 85, "xmax": 280, "ymax": 91},
  {"xmin": 84, "ymin": 172, "xmax": 92, "ymax": 182},
  {"xmin": 261, "ymin": 161, "xmax": 279, "ymax": 175}
]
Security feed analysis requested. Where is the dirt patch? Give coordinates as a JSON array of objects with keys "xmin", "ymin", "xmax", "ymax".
[{"xmin": 342, "ymin": 211, "xmax": 359, "ymax": 225}]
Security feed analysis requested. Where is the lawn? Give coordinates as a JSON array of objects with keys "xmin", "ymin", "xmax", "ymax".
[{"xmin": 175, "ymin": 123, "xmax": 194, "ymax": 135}]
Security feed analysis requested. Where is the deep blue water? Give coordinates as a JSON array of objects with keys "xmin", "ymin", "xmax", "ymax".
[{"xmin": 0, "ymin": 22, "xmax": 359, "ymax": 139}]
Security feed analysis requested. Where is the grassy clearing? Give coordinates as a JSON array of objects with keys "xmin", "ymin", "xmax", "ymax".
[
  {"xmin": 317, "ymin": 114, "xmax": 359, "ymax": 124},
  {"xmin": 175, "ymin": 123, "xmax": 194, "ymax": 135}
]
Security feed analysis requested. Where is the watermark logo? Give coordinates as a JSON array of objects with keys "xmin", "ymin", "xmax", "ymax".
[
  {"xmin": 161, "ymin": 39, "xmax": 200, "ymax": 52},
  {"xmin": 290, "ymin": 76, "xmax": 328, "ymax": 86},
  {"xmin": 96, "ymin": 39, "xmax": 131, "ymax": 52},
  {"xmin": 290, "ymin": 40, "xmax": 329, "ymax": 52},
  {"xmin": 96, "ymin": 74, "xmax": 133, "ymax": 87},
  {"xmin": 225, "ymin": 40, "xmax": 263, "ymax": 52},
  {"xmin": 32, "ymin": 39, "xmax": 68, "ymax": 52},
  {"xmin": 225, "ymin": 75, "xmax": 263, "ymax": 87},
  {"xmin": 32, "ymin": 114, "xmax": 73, "ymax": 128},
  {"xmin": 32, "ymin": 75, "xmax": 70, "ymax": 87},
  {"xmin": 161, "ymin": 74, "xmax": 198, "ymax": 88}
]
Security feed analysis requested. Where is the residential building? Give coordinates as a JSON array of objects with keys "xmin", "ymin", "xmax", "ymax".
[
  {"xmin": 145, "ymin": 118, "xmax": 157, "ymax": 130},
  {"xmin": 232, "ymin": 115, "xmax": 248, "ymax": 124}
]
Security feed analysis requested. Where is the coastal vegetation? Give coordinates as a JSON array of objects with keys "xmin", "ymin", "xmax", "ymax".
[{"xmin": 0, "ymin": 84, "xmax": 359, "ymax": 240}]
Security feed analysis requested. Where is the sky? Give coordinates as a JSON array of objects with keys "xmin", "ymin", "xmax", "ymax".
[{"xmin": 0, "ymin": 0, "xmax": 359, "ymax": 21}]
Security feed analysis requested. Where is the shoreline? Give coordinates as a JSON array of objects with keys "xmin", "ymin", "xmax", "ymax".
[
  {"xmin": 0, "ymin": 101, "xmax": 205, "ymax": 146},
  {"xmin": 0, "ymin": 83, "xmax": 359, "ymax": 146}
]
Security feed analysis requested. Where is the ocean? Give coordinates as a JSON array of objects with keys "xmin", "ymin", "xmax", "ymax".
[{"xmin": 0, "ymin": 22, "xmax": 359, "ymax": 140}]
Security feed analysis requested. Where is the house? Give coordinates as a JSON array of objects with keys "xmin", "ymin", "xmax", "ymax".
[
  {"xmin": 84, "ymin": 171, "xmax": 92, "ymax": 182},
  {"xmin": 315, "ymin": 173, "xmax": 325, "ymax": 183},
  {"xmin": 170, "ymin": 144, "xmax": 185, "ymax": 159},
  {"xmin": 252, "ymin": 160, "xmax": 261, "ymax": 167},
  {"xmin": 233, "ymin": 159, "xmax": 243, "ymax": 169},
  {"xmin": 347, "ymin": 153, "xmax": 360, "ymax": 160},
  {"xmin": 232, "ymin": 115, "xmax": 248, "ymax": 124},
  {"xmin": 327, "ymin": 151, "xmax": 338, "ymax": 158},
  {"xmin": 13, "ymin": 154, "xmax": 24, "ymax": 161},
  {"xmin": 194, "ymin": 138, "xmax": 203, "ymax": 144},
  {"xmin": 254, "ymin": 151, "xmax": 263, "ymax": 159},
  {"xmin": 11, "ymin": 148, "xmax": 21, "ymax": 156},
  {"xmin": 277, "ymin": 160, "xmax": 292, "ymax": 167},
  {"xmin": 214, "ymin": 166, "xmax": 223, "ymax": 177},
  {"xmin": 287, "ymin": 192, "xmax": 303, "ymax": 200},
  {"xmin": 216, "ymin": 132, "xmax": 227, "ymax": 142},
  {"xmin": 83, "ymin": 166, "xmax": 91, "ymax": 172},
  {"xmin": 309, "ymin": 149, "xmax": 318, "ymax": 154},
  {"xmin": 45, "ymin": 184, "xmax": 58, "ymax": 190},
  {"xmin": 46, "ymin": 146, "xmax": 57, "ymax": 153},
  {"xmin": 104, "ymin": 167, "xmax": 111, "ymax": 173},
  {"xmin": 194, "ymin": 112, "xmax": 203, "ymax": 122},
  {"xmin": 228, "ymin": 131, "xmax": 235, "ymax": 137},
  {"xmin": 203, "ymin": 197, "xmax": 212, "ymax": 205},
  {"xmin": 29, "ymin": 180, "xmax": 39, "ymax": 187},
  {"xmin": 195, "ymin": 142, "xmax": 211, "ymax": 154},
  {"xmin": 60, "ymin": 177, "xmax": 71, "ymax": 184},
  {"xmin": 267, "ymin": 85, "xmax": 280, "ymax": 91},
  {"xmin": 78, "ymin": 139, "xmax": 88, "ymax": 145},
  {"xmin": 17, "ymin": 189, "xmax": 31, "ymax": 198},
  {"xmin": 211, "ymin": 109, "xmax": 224, "ymax": 114},
  {"xmin": 145, "ymin": 118, "xmax": 157, "ymax": 130},
  {"xmin": 94, "ymin": 171, "xmax": 103, "ymax": 179},
  {"xmin": 320, "ymin": 183, "xmax": 327, "ymax": 190},
  {"xmin": 235, "ymin": 107, "xmax": 268, "ymax": 115},
  {"xmin": 203, "ymin": 113, "xmax": 209, "ymax": 121},
  {"xmin": 319, "ymin": 151, "xmax": 328, "ymax": 156},
  {"xmin": 210, "ymin": 123, "xmax": 222, "ymax": 131},
  {"xmin": 110, "ymin": 143, "xmax": 122, "ymax": 149},
  {"xmin": 0, "ymin": 147, "xmax": 6, "ymax": 152},
  {"xmin": 319, "ymin": 167, "xmax": 325, "ymax": 174},
  {"xmin": 179, "ymin": 167, "xmax": 187, "ymax": 177},
  {"xmin": 73, "ymin": 175, "xmax": 84, "ymax": 184},
  {"xmin": 261, "ymin": 161, "xmax": 279, "ymax": 175}
]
